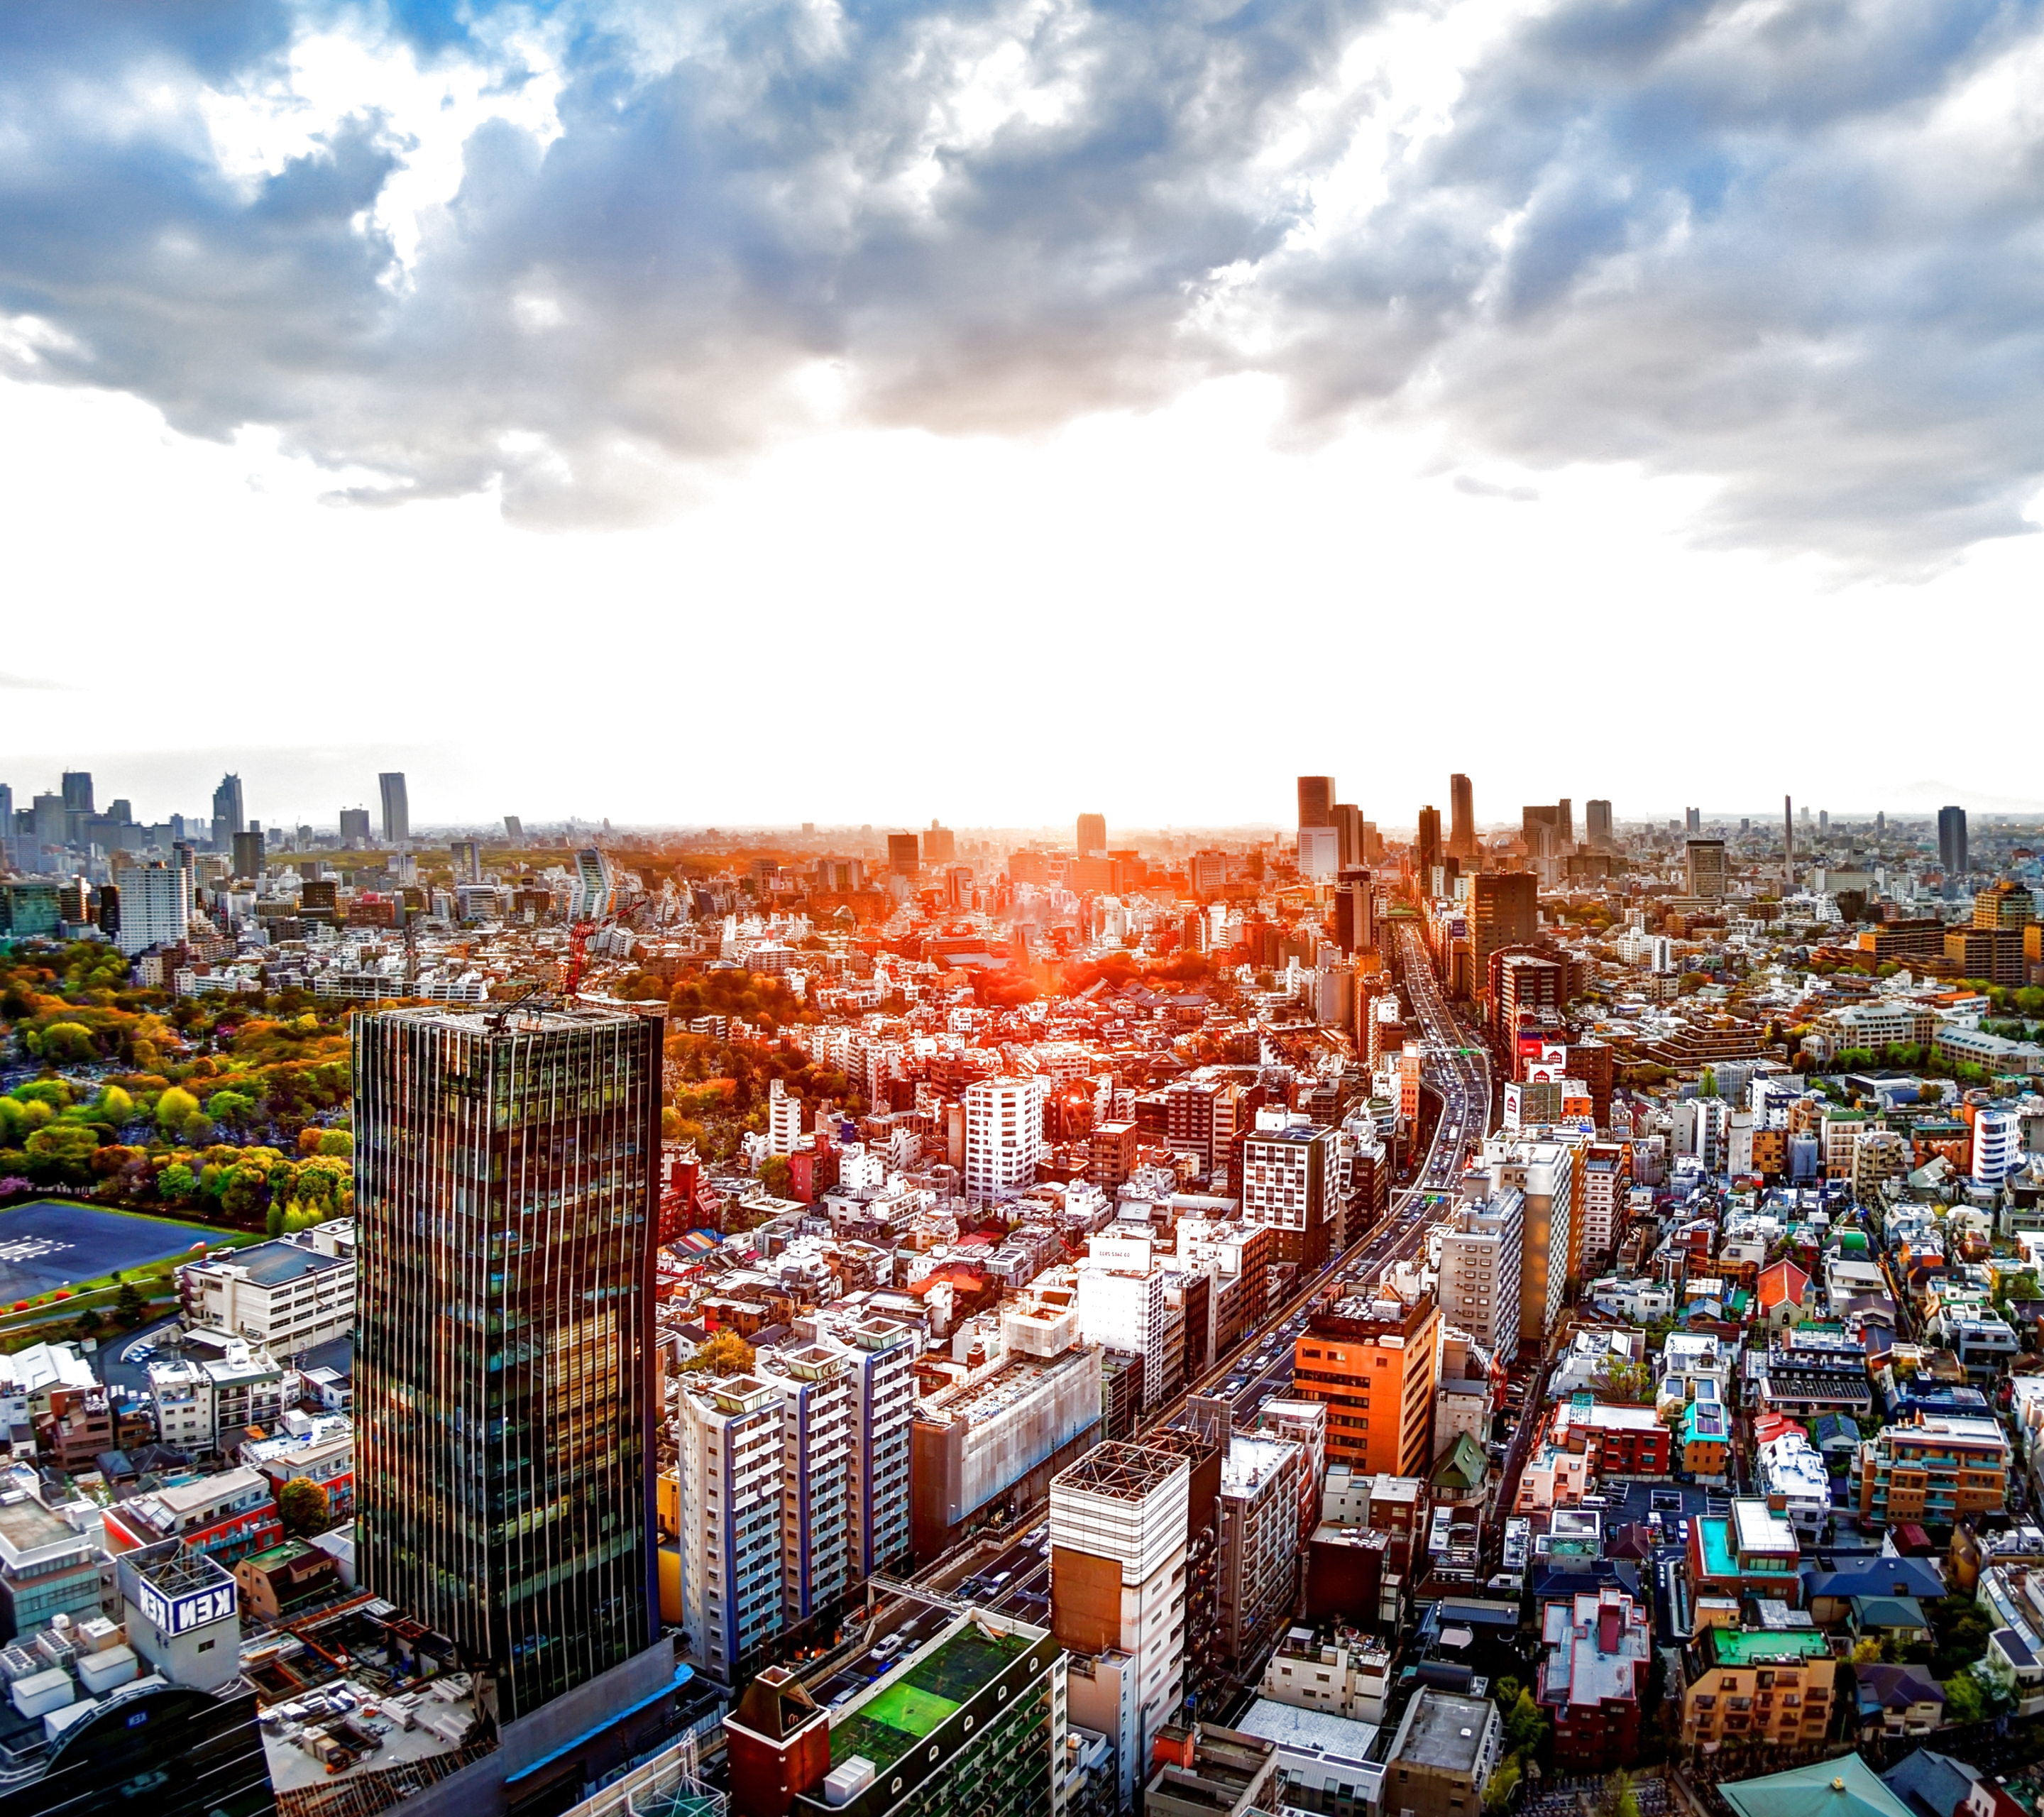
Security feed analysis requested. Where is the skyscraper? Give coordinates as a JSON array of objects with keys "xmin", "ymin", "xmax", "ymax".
[
  {"xmin": 378, "ymin": 771, "xmax": 410, "ymax": 845},
  {"xmin": 1077, "ymin": 812, "xmax": 1106, "ymax": 856},
  {"xmin": 353, "ymin": 1004, "xmax": 661, "ymax": 1720},
  {"xmin": 1939, "ymin": 805, "xmax": 1968, "ymax": 876},
  {"xmin": 60, "ymin": 771, "xmax": 94, "ymax": 816},
  {"xmin": 1471, "ymin": 871, "xmax": 1538, "ymax": 970},
  {"xmin": 504, "ymin": 814, "xmax": 524, "ymax": 842},
  {"xmin": 963, "ymin": 1076, "xmax": 1046, "ymax": 1201},
  {"xmin": 1297, "ymin": 776, "xmax": 1334, "ymax": 831},
  {"xmin": 1449, "ymin": 773, "xmax": 1475, "ymax": 859},
  {"xmin": 1584, "ymin": 798, "xmax": 1613, "ymax": 851},
  {"xmin": 1684, "ymin": 806, "xmax": 1700, "ymax": 834},
  {"xmin": 211, "ymin": 774, "xmax": 244, "ymax": 852},
  {"xmin": 1417, "ymin": 806, "xmax": 1442, "ymax": 882},
  {"xmin": 1784, "ymin": 794, "xmax": 1795, "ymax": 889},
  {"xmin": 1331, "ymin": 802, "xmax": 1364, "ymax": 869}
]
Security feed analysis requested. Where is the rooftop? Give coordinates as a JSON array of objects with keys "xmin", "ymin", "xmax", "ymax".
[
  {"xmin": 826, "ymin": 1621, "xmax": 1031, "ymax": 1772},
  {"xmin": 1391, "ymin": 1689, "xmax": 1494, "ymax": 1774},
  {"xmin": 1707, "ymin": 1627, "xmax": 1833, "ymax": 1667}
]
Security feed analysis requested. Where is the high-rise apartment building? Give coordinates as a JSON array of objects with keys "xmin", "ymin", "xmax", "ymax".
[
  {"xmin": 676, "ymin": 1373, "xmax": 793, "ymax": 1684},
  {"xmin": 1439, "ymin": 1191, "xmax": 1523, "ymax": 1363},
  {"xmin": 1214, "ymin": 1424, "xmax": 1305, "ymax": 1666},
  {"xmin": 963, "ymin": 1075, "xmax": 1046, "ymax": 1201},
  {"xmin": 1238, "ymin": 1119, "xmax": 1334, "ymax": 1271},
  {"xmin": 112, "ymin": 859, "xmax": 192, "ymax": 957},
  {"xmin": 764, "ymin": 1345, "xmax": 853, "ymax": 1628},
  {"xmin": 835, "ymin": 1317, "xmax": 916, "ymax": 1581},
  {"xmin": 377, "ymin": 772, "xmax": 409, "ymax": 845},
  {"xmin": 1584, "ymin": 799, "xmax": 1613, "ymax": 851},
  {"xmin": 1684, "ymin": 838, "xmax": 1727, "ymax": 901},
  {"xmin": 1449, "ymin": 774, "xmax": 1475, "ymax": 859},
  {"xmin": 1292, "ymin": 1290, "xmax": 1441, "ymax": 1476},
  {"xmin": 1417, "ymin": 806, "xmax": 1441, "ymax": 882},
  {"xmin": 1471, "ymin": 1137, "xmax": 1575, "ymax": 1349},
  {"xmin": 1578, "ymin": 1142, "xmax": 1632, "ymax": 1266},
  {"xmin": 211, "ymin": 773, "xmax": 243, "ymax": 852},
  {"xmin": 1939, "ymin": 804, "xmax": 1968, "ymax": 876},
  {"xmin": 1297, "ymin": 776, "xmax": 1334, "ymax": 832},
  {"xmin": 1471, "ymin": 872, "xmax": 1538, "ymax": 972},
  {"xmin": 353, "ymin": 1004, "xmax": 661, "ymax": 1720},
  {"xmin": 1974, "ymin": 880, "xmax": 2035, "ymax": 929},
  {"xmin": 1077, "ymin": 813, "xmax": 1107, "ymax": 857}
]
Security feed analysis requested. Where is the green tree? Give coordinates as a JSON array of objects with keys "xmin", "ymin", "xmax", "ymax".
[
  {"xmin": 23, "ymin": 1124, "xmax": 101, "ymax": 1185},
  {"xmin": 1505, "ymin": 1688, "xmax": 1546, "ymax": 1755},
  {"xmin": 316, "ymin": 1129, "xmax": 351, "ymax": 1158},
  {"xmin": 221, "ymin": 1165, "xmax": 269, "ymax": 1222},
  {"xmin": 155, "ymin": 1086, "xmax": 202, "ymax": 1136},
  {"xmin": 205, "ymin": 1089, "xmax": 256, "ymax": 1130},
  {"xmin": 278, "ymin": 1476, "xmax": 331, "ymax": 1538},
  {"xmin": 1941, "ymin": 1671, "xmax": 1986, "ymax": 1725},
  {"xmin": 1483, "ymin": 1759, "xmax": 1522, "ymax": 1812},
  {"xmin": 114, "ymin": 1281, "xmax": 147, "ymax": 1326},
  {"xmin": 758, "ymin": 1155, "xmax": 794, "ymax": 1199},
  {"xmin": 35, "ymin": 1022, "xmax": 99, "ymax": 1064},
  {"xmin": 156, "ymin": 1161, "xmax": 197, "ymax": 1203},
  {"xmin": 677, "ymin": 1330, "xmax": 756, "ymax": 1377},
  {"xmin": 1596, "ymin": 1772, "xmax": 1640, "ymax": 1817}
]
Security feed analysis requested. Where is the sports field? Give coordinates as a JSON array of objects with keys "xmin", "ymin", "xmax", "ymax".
[{"xmin": 0, "ymin": 1201, "xmax": 219, "ymax": 1302}]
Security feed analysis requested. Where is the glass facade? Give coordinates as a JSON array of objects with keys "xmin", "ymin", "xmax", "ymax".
[{"xmin": 353, "ymin": 1006, "xmax": 661, "ymax": 1721}]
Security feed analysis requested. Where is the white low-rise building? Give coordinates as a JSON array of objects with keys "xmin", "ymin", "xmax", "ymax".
[
  {"xmin": 1757, "ymin": 1430, "xmax": 1833, "ymax": 1539},
  {"xmin": 179, "ymin": 1226, "xmax": 354, "ymax": 1356}
]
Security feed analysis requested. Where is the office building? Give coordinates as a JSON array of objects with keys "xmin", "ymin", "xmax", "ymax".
[
  {"xmin": 111, "ymin": 860, "xmax": 191, "ymax": 957},
  {"xmin": 1297, "ymin": 826, "xmax": 1339, "ymax": 880},
  {"xmin": 723, "ymin": 1608, "xmax": 1060, "ymax": 1817},
  {"xmin": 921, "ymin": 822, "xmax": 955, "ymax": 863},
  {"xmin": 1335, "ymin": 872, "xmax": 1374, "ymax": 954},
  {"xmin": 1939, "ymin": 804, "xmax": 1968, "ymax": 876},
  {"xmin": 1974, "ymin": 879, "xmax": 2035, "ymax": 929},
  {"xmin": 339, "ymin": 806, "xmax": 370, "ymax": 845},
  {"xmin": 450, "ymin": 838, "xmax": 481, "ymax": 884},
  {"xmin": 1471, "ymin": 872, "xmax": 1538, "ymax": 972},
  {"xmin": 1331, "ymin": 802, "xmax": 1365, "ymax": 869},
  {"xmin": 210, "ymin": 772, "xmax": 244, "ymax": 852},
  {"xmin": 1449, "ymin": 773, "xmax": 1475, "ymax": 859},
  {"xmin": 1684, "ymin": 838, "xmax": 1727, "ymax": 901},
  {"xmin": 1145, "ymin": 1724, "xmax": 1280, "ymax": 1817},
  {"xmin": 1417, "ymin": 806, "xmax": 1441, "ymax": 882},
  {"xmin": 1522, "ymin": 801, "xmax": 1573, "ymax": 847},
  {"xmin": 1383, "ymin": 1690, "xmax": 1503, "ymax": 1817},
  {"xmin": 964, "ymin": 1075, "xmax": 1046, "ymax": 1201},
  {"xmin": 1077, "ymin": 813, "xmax": 1107, "ymax": 857},
  {"xmin": 1216, "ymin": 1427, "xmax": 1304, "ymax": 1667},
  {"xmin": 884, "ymin": 832, "xmax": 920, "ymax": 877},
  {"xmin": 1439, "ymin": 1191, "xmax": 1523, "ymax": 1362},
  {"xmin": 377, "ymin": 771, "xmax": 409, "ymax": 845},
  {"xmin": 59, "ymin": 772, "xmax": 93, "ymax": 823},
  {"xmin": 575, "ymin": 844, "xmax": 618, "ymax": 921},
  {"xmin": 1292, "ymin": 1291, "xmax": 1442, "ymax": 1477},
  {"xmin": 1077, "ymin": 1233, "xmax": 1173, "ymax": 1414},
  {"xmin": 1944, "ymin": 925, "xmax": 2026, "ymax": 989},
  {"xmin": 353, "ymin": 1004, "xmax": 661, "ymax": 1720},
  {"xmin": 1051, "ymin": 1443, "xmax": 1191, "ymax": 1810},
  {"xmin": 1584, "ymin": 798, "xmax": 1613, "ymax": 850},
  {"xmin": 504, "ymin": 813, "xmax": 524, "ymax": 842},
  {"xmin": 231, "ymin": 828, "xmax": 265, "ymax": 879},
  {"xmin": 1297, "ymin": 776, "xmax": 1334, "ymax": 832}
]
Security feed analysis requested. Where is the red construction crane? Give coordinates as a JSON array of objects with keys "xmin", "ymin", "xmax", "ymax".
[{"xmin": 562, "ymin": 920, "xmax": 596, "ymax": 997}]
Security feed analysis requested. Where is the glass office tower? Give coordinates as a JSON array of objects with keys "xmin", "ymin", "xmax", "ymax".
[{"xmin": 353, "ymin": 1005, "xmax": 661, "ymax": 1720}]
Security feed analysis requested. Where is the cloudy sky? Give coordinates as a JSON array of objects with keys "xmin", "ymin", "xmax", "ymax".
[{"xmin": 4, "ymin": 0, "xmax": 2043, "ymax": 834}]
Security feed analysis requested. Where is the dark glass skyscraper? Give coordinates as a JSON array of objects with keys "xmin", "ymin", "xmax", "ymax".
[
  {"xmin": 1939, "ymin": 804, "xmax": 1968, "ymax": 876},
  {"xmin": 353, "ymin": 1005, "xmax": 661, "ymax": 1721}
]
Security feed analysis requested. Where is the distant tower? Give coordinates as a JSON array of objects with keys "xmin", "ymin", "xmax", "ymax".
[
  {"xmin": 504, "ymin": 815, "xmax": 524, "ymax": 843},
  {"xmin": 1297, "ymin": 776, "xmax": 1334, "ymax": 831},
  {"xmin": 1417, "ymin": 806, "xmax": 1442, "ymax": 884},
  {"xmin": 1585, "ymin": 799, "xmax": 1613, "ymax": 852},
  {"xmin": 211, "ymin": 774, "xmax": 245, "ymax": 853},
  {"xmin": 378, "ymin": 772, "xmax": 410, "ymax": 846},
  {"xmin": 60, "ymin": 772, "xmax": 94, "ymax": 816},
  {"xmin": 1077, "ymin": 813, "xmax": 1107, "ymax": 857},
  {"xmin": 1684, "ymin": 807, "xmax": 1700, "ymax": 835},
  {"xmin": 1449, "ymin": 774, "xmax": 1475, "ymax": 859},
  {"xmin": 1784, "ymin": 795, "xmax": 1794, "ymax": 891},
  {"xmin": 1938, "ymin": 806, "xmax": 1968, "ymax": 877}
]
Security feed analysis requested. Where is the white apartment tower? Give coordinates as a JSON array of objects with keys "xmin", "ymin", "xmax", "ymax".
[
  {"xmin": 964, "ymin": 1075, "xmax": 1046, "ymax": 1201},
  {"xmin": 1439, "ymin": 1190, "xmax": 1524, "ymax": 1363},
  {"xmin": 674, "ymin": 1374, "xmax": 787, "ymax": 1681},
  {"xmin": 764, "ymin": 1345, "xmax": 852, "ymax": 1626},
  {"xmin": 766, "ymin": 1077, "xmax": 803, "ymax": 1158},
  {"xmin": 1473, "ymin": 1137, "xmax": 1576, "ymax": 1351},
  {"xmin": 113, "ymin": 859, "xmax": 192, "ymax": 957},
  {"xmin": 839, "ymin": 1317, "xmax": 916, "ymax": 1579}
]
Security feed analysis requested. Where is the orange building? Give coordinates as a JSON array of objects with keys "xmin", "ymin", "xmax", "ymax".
[{"xmin": 1292, "ymin": 1292, "xmax": 1441, "ymax": 1478}]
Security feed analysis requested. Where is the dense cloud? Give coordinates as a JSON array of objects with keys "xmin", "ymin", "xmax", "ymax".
[{"xmin": 4, "ymin": 0, "xmax": 2043, "ymax": 557}]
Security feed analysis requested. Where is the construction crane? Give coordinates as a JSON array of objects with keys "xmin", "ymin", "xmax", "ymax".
[{"xmin": 562, "ymin": 919, "xmax": 597, "ymax": 997}]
